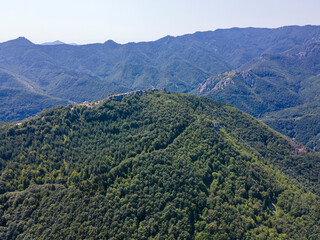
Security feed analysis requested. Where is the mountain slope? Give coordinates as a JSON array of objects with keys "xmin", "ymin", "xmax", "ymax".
[
  {"xmin": 183, "ymin": 25, "xmax": 320, "ymax": 67},
  {"xmin": 196, "ymin": 40, "xmax": 320, "ymax": 149},
  {"xmin": 262, "ymin": 101, "xmax": 320, "ymax": 151},
  {"xmin": 0, "ymin": 87, "xmax": 70, "ymax": 121},
  {"xmin": 198, "ymin": 41, "xmax": 320, "ymax": 115},
  {"xmin": 0, "ymin": 92, "xmax": 319, "ymax": 239}
]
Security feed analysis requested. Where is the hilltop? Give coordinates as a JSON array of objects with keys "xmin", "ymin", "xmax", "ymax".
[{"xmin": 0, "ymin": 92, "xmax": 319, "ymax": 239}]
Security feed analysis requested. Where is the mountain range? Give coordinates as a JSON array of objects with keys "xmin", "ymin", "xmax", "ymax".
[{"xmin": 1, "ymin": 25, "xmax": 320, "ymax": 149}]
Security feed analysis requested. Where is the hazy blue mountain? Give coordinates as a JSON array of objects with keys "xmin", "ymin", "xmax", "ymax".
[{"xmin": 41, "ymin": 40, "xmax": 66, "ymax": 45}]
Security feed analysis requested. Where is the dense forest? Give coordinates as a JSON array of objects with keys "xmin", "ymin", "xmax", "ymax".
[{"xmin": 0, "ymin": 91, "xmax": 319, "ymax": 239}]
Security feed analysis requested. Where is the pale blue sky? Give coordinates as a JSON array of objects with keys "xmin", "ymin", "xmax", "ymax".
[{"xmin": 0, "ymin": 0, "xmax": 319, "ymax": 44}]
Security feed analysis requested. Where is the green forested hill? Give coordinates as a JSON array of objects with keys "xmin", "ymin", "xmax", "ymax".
[{"xmin": 0, "ymin": 92, "xmax": 319, "ymax": 239}]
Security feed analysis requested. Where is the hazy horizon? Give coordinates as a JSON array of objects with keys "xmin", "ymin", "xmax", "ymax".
[
  {"xmin": 2, "ymin": 24, "xmax": 319, "ymax": 46},
  {"xmin": 0, "ymin": 0, "xmax": 319, "ymax": 45}
]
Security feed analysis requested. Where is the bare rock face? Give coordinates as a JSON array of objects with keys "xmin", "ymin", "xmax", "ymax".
[
  {"xmin": 106, "ymin": 88, "xmax": 159, "ymax": 101},
  {"xmin": 241, "ymin": 71, "xmax": 255, "ymax": 88},
  {"xmin": 289, "ymin": 137, "xmax": 308, "ymax": 155},
  {"xmin": 199, "ymin": 71, "xmax": 236, "ymax": 93}
]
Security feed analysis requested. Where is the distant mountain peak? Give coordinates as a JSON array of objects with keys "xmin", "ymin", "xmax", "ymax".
[
  {"xmin": 157, "ymin": 35, "xmax": 174, "ymax": 43},
  {"xmin": 41, "ymin": 40, "xmax": 66, "ymax": 45},
  {"xmin": 17, "ymin": 36, "xmax": 28, "ymax": 40},
  {"xmin": 103, "ymin": 39, "xmax": 119, "ymax": 47},
  {"xmin": 3, "ymin": 37, "xmax": 34, "ymax": 46}
]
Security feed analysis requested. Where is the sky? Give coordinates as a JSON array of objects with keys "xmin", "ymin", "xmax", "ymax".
[{"xmin": 0, "ymin": 0, "xmax": 319, "ymax": 44}]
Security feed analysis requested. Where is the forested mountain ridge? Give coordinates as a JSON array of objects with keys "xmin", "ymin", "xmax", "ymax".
[
  {"xmin": 0, "ymin": 92, "xmax": 319, "ymax": 239},
  {"xmin": 1, "ymin": 25, "xmax": 320, "ymax": 122}
]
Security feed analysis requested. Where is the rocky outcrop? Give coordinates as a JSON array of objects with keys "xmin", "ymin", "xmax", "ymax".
[
  {"xmin": 199, "ymin": 71, "xmax": 236, "ymax": 93},
  {"xmin": 241, "ymin": 71, "xmax": 255, "ymax": 88},
  {"xmin": 106, "ymin": 88, "xmax": 159, "ymax": 101},
  {"xmin": 289, "ymin": 137, "xmax": 308, "ymax": 155}
]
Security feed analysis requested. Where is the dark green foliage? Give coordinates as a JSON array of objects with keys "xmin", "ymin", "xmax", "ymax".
[{"xmin": 0, "ymin": 92, "xmax": 319, "ymax": 239}]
